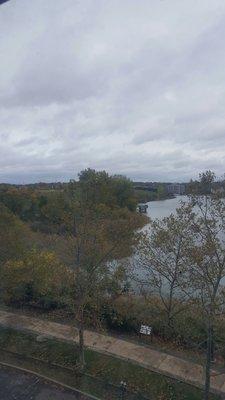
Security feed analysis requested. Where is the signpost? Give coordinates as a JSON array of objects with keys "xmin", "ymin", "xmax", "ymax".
[
  {"xmin": 140, "ymin": 324, "xmax": 152, "ymax": 335},
  {"xmin": 140, "ymin": 324, "xmax": 152, "ymax": 344}
]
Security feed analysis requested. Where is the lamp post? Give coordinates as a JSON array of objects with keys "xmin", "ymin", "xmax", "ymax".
[{"xmin": 120, "ymin": 381, "xmax": 127, "ymax": 400}]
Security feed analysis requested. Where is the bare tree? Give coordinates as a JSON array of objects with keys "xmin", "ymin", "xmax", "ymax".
[
  {"xmin": 134, "ymin": 171, "xmax": 225, "ymax": 399},
  {"xmin": 187, "ymin": 171, "xmax": 225, "ymax": 400},
  {"xmin": 134, "ymin": 204, "xmax": 194, "ymax": 331}
]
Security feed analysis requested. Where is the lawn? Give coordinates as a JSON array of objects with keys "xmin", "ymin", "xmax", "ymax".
[{"xmin": 0, "ymin": 326, "xmax": 220, "ymax": 400}]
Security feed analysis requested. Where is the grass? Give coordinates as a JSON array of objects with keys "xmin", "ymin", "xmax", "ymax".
[
  {"xmin": 0, "ymin": 326, "xmax": 220, "ymax": 400},
  {"xmin": 0, "ymin": 303, "xmax": 206, "ymax": 367}
]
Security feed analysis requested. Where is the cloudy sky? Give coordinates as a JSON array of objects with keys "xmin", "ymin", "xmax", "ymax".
[{"xmin": 1, "ymin": 0, "xmax": 225, "ymax": 183}]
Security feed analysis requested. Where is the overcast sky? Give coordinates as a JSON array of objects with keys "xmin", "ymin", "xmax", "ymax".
[{"xmin": 1, "ymin": 0, "xmax": 225, "ymax": 183}]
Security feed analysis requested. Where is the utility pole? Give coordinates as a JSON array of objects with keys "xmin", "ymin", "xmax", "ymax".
[{"xmin": 204, "ymin": 318, "xmax": 212, "ymax": 400}]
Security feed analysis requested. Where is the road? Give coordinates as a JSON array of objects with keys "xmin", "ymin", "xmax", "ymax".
[{"xmin": 0, "ymin": 365, "xmax": 90, "ymax": 400}]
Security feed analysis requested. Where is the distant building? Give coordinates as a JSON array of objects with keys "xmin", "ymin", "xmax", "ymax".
[
  {"xmin": 166, "ymin": 183, "xmax": 186, "ymax": 195},
  {"xmin": 137, "ymin": 204, "xmax": 148, "ymax": 213}
]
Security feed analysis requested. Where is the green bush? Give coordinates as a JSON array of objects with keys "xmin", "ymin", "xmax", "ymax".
[
  {"xmin": 1, "ymin": 250, "xmax": 71, "ymax": 310},
  {"xmin": 102, "ymin": 295, "xmax": 225, "ymax": 353}
]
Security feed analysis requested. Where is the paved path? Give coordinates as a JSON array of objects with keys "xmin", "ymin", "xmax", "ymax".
[
  {"xmin": 0, "ymin": 310, "xmax": 224, "ymax": 396},
  {"xmin": 0, "ymin": 364, "xmax": 91, "ymax": 400}
]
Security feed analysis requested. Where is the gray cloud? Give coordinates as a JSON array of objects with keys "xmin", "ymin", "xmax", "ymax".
[{"xmin": 0, "ymin": 0, "xmax": 225, "ymax": 183}]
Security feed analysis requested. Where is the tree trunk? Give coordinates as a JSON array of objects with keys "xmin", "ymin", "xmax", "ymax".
[
  {"xmin": 77, "ymin": 306, "xmax": 85, "ymax": 371},
  {"xmin": 78, "ymin": 325, "xmax": 85, "ymax": 369},
  {"xmin": 204, "ymin": 319, "xmax": 212, "ymax": 400},
  {"xmin": 211, "ymin": 325, "xmax": 214, "ymax": 362}
]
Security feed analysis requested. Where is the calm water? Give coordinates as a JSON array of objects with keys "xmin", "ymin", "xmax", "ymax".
[
  {"xmin": 145, "ymin": 195, "xmax": 187, "ymax": 220},
  {"xmin": 132, "ymin": 195, "xmax": 188, "ymax": 291},
  {"xmin": 134, "ymin": 195, "xmax": 225, "ymax": 291}
]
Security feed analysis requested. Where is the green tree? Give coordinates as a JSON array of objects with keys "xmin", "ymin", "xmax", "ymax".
[
  {"xmin": 65, "ymin": 185, "xmax": 143, "ymax": 369},
  {"xmin": 78, "ymin": 168, "xmax": 113, "ymax": 208},
  {"xmin": 111, "ymin": 175, "xmax": 137, "ymax": 211},
  {"xmin": 77, "ymin": 169, "xmax": 137, "ymax": 211},
  {"xmin": 1, "ymin": 250, "xmax": 70, "ymax": 308},
  {"xmin": 156, "ymin": 184, "xmax": 167, "ymax": 200},
  {"xmin": 0, "ymin": 203, "xmax": 30, "ymax": 266}
]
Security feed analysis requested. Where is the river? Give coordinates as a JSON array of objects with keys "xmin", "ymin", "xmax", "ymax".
[
  {"xmin": 131, "ymin": 195, "xmax": 188, "ymax": 291},
  {"xmin": 134, "ymin": 195, "xmax": 225, "ymax": 291},
  {"xmin": 145, "ymin": 195, "xmax": 187, "ymax": 220}
]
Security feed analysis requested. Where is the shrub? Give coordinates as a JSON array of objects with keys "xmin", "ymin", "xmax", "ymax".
[
  {"xmin": 102, "ymin": 294, "xmax": 225, "ymax": 352},
  {"xmin": 1, "ymin": 250, "xmax": 71, "ymax": 310}
]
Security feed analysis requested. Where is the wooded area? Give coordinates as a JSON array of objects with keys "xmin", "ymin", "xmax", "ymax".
[{"xmin": 1, "ymin": 169, "xmax": 225, "ymax": 399}]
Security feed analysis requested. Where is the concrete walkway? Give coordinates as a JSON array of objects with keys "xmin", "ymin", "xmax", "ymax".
[{"xmin": 0, "ymin": 310, "xmax": 224, "ymax": 396}]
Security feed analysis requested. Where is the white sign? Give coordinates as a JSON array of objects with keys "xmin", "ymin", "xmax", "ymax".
[{"xmin": 140, "ymin": 324, "xmax": 152, "ymax": 335}]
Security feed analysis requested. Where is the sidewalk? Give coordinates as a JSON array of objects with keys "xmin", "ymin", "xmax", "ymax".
[{"xmin": 0, "ymin": 309, "xmax": 224, "ymax": 396}]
